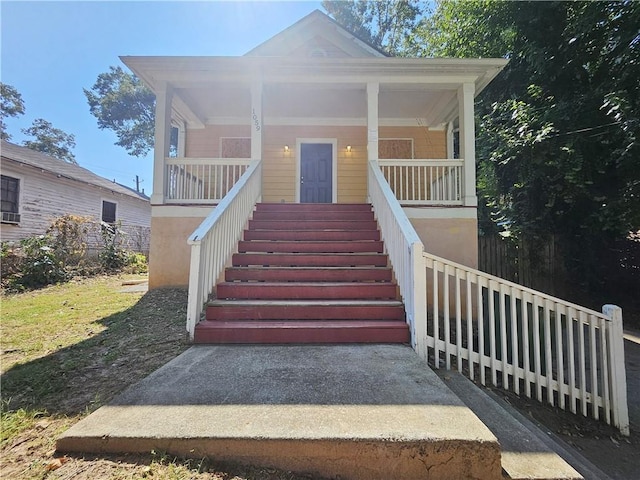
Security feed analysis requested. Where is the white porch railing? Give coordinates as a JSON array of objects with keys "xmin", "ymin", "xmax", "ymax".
[
  {"xmin": 378, "ymin": 159, "xmax": 463, "ymax": 205},
  {"xmin": 166, "ymin": 157, "xmax": 251, "ymax": 203},
  {"xmin": 369, "ymin": 160, "xmax": 629, "ymax": 435},
  {"xmin": 185, "ymin": 159, "xmax": 262, "ymax": 340},
  {"xmin": 367, "ymin": 160, "xmax": 428, "ymax": 357},
  {"xmin": 421, "ymin": 252, "xmax": 629, "ymax": 435}
]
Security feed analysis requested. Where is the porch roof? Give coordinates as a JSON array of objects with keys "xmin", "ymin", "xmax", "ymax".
[{"xmin": 121, "ymin": 56, "xmax": 507, "ymax": 128}]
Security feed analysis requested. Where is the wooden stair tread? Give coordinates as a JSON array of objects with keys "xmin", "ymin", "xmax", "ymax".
[
  {"xmin": 196, "ymin": 203, "xmax": 408, "ymax": 345},
  {"xmin": 197, "ymin": 320, "xmax": 408, "ymax": 328},
  {"xmin": 207, "ymin": 299, "xmax": 404, "ymax": 306},
  {"xmin": 244, "ymin": 230, "xmax": 381, "ymax": 241}
]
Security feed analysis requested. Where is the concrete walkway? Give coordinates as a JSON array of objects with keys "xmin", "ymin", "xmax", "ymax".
[{"xmin": 58, "ymin": 344, "xmax": 502, "ymax": 480}]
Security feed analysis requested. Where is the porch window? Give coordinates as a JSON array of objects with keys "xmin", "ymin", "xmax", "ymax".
[
  {"xmin": 102, "ymin": 200, "xmax": 116, "ymax": 224},
  {"xmin": 379, "ymin": 138, "xmax": 414, "ymax": 159},
  {"xmin": 220, "ymin": 137, "xmax": 251, "ymax": 158},
  {"xmin": 1, "ymin": 175, "xmax": 20, "ymax": 223}
]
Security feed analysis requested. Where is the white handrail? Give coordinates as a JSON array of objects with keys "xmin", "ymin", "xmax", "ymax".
[
  {"xmin": 420, "ymin": 250, "xmax": 629, "ymax": 435},
  {"xmin": 378, "ymin": 159, "xmax": 464, "ymax": 205},
  {"xmin": 185, "ymin": 159, "xmax": 262, "ymax": 340},
  {"xmin": 370, "ymin": 160, "xmax": 628, "ymax": 434},
  {"xmin": 367, "ymin": 159, "xmax": 428, "ymax": 357},
  {"xmin": 165, "ymin": 157, "xmax": 252, "ymax": 203}
]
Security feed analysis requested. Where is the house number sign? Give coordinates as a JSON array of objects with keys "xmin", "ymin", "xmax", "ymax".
[{"xmin": 252, "ymin": 109, "xmax": 261, "ymax": 131}]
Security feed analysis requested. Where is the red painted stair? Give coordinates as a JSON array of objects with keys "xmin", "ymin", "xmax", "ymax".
[{"xmin": 194, "ymin": 203, "xmax": 409, "ymax": 344}]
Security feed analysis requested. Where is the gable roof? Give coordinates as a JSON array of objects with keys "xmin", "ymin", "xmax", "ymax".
[
  {"xmin": 245, "ymin": 9, "xmax": 389, "ymax": 58},
  {"xmin": 1, "ymin": 140, "xmax": 149, "ymax": 201}
]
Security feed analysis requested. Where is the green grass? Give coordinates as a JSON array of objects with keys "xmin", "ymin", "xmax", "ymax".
[
  {"xmin": 0, "ymin": 275, "xmax": 324, "ymax": 480},
  {"xmin": 1, "ymin": 275, "xmax": 147, "ymax": 368}
]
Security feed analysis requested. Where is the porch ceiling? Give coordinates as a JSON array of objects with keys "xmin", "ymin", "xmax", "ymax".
[
  {"xmin": 121, "ymin": 56, "xmax": 507, "ymax": 127},
  {"xmin": 173, "ymin": 82, "xmax": 458, "ymax": 126}
]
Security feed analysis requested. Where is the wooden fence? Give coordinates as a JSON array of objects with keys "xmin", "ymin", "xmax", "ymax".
[{"xmin": 478, "ymin": 234, "xmax": 566, "ymax": 298}]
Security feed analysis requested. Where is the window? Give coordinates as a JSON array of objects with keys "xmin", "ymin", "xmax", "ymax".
[
  {"xmin": 379, "ymin": 139, "xmax": 414, "ymax": 159},
  {"xmin": 220, "ymin": 137, "xmax": 251, "ymax": 158},
  {"xmin": 102, "ymin": 200, "xmax": 116, "ymax": 224},
  {"xmin": 1, "ymin": 175, "xmax": 20, "ymax": 223}
]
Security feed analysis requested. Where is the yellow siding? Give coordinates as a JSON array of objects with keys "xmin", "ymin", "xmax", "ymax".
[
  {"xmin": 379, "ymin": 126, "xmax": 446, "ymax": 159},
  {"xmin": 183, "ymin": 124, "xmax": 447, "ymax": 203},
  {"xmin": 262, "ymin": 125, "xmax": 369, "ymax": 203},
  {"xmin": 185, "ymin": 125, "xmax": 251, "ymax": 157}
]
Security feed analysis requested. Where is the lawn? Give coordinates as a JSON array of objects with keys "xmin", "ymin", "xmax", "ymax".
[{"xmin": 0, "ymin": 275, "xmax": 318, "ymax": 480}]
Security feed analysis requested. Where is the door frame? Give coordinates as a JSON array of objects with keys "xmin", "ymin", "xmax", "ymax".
[{"xmin": 295, "ymin": 138, "xmax": 338, "ymax": 203}]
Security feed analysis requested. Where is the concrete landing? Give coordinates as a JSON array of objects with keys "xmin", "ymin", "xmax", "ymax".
[{"xmin": 57, "ymin": 344, "xmax": 501, "ymax": 480}]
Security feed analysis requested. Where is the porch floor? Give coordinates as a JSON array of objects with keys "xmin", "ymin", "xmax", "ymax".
[{"xmin": 57, "ymin": 344, "xmax": 502, "ymax": 480}]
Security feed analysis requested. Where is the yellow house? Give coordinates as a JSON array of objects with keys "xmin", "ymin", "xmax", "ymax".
[
  {"xmin": 123, "ymin": 10, "xmax": 506, "ymax": 288},
  {"xmin": 117, "ymin": 10, "xmax": 629, "ymax": 436}
]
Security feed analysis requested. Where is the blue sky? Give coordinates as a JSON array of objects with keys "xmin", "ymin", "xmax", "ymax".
[{"xmin": 1, "ymin": 1, "xmax": 322, "ymax": 192}]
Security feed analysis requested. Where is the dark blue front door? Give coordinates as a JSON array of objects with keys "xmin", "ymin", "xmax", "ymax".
[{"xmin": 300, "ymin": 143, "xmax": 332, "ymax": 203}]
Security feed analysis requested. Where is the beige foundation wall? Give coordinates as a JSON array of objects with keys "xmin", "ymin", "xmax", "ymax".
[
  {"xmin": 148, "ymin": 215, "xmax": 207, "ymax": 288},
  {"xmin": 409, "ymin": 216, "xmax": 478, "ymax": 269},
  {"xmin": 410, "ymin": 215, "xmax": 479, "ymax": 316}
]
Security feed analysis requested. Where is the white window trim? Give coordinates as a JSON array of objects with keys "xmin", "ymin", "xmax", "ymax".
[
  {"xmin": 295, "ymin": 138, "xmax": 338, "ymax": 203},
  {"xmin": 1, "ymin": 172, "xmax": 23, "ymax": 224}
]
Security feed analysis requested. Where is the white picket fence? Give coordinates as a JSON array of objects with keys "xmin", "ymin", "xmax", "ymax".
[
  {"xmin": 368, "ymin": 159, "xmax": 630, "ymax": 435},
  {"xmin": 166, "ymin": 157, "xmax": 251, "ymax": 203},
  {"xmin": 423, "ymin": 253, "xmax": 629, "ymax": 435},
  {"xmin": 185, "ymin": 159, "xmax": 262, "ymax": 339},
  {"xmin": 378, "ymin": 159, "xmax": 463, "ymax": 205}
]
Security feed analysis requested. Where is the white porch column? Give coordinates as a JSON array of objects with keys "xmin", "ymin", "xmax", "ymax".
[
  {"xmin": 251, "ymin": 80, "xmax": 263, "ymax": 160},
  {"xmin": 446, "ymin": 121, "xmax": 455, "ymax": 159},
  {"xmin": 367, "ymin": 82, "xmax": 379, "ymax": 162},
  {"xmin": 458, "ymin": 83, "xmax": 477, "ymax": 206},
  {"xmin": 151, "ymin": 83, "xmax": 173, "ymax": 205}
]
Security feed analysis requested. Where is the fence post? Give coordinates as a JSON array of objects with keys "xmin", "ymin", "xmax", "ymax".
[
  {"xmin": 186, "ymin": 241, "xmax": 202, "ymax": 342},
  {"xmin": 412, "ymin": 243, "xmax": 427, "ymax": 361},
  {"xmin": 603, "ymin": 304, "xmax": 630, "ymax": 436}
]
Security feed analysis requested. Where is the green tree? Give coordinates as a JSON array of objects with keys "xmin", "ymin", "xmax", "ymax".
[
  {"xmin": 419, "ymin": 0, "xmax": 640, "ymax": 295},
  {"xmin": 0, "ymin": 82, "xmax": 26, "ymax": 140},
  {"xmin": 322, "ymin": 0, "xmax": 424, "ymax": 55},
  {"xmin": 22, "ymin": 118, "xmax": 77, "ymax": 164},
  {"xmin": 84, "ymin": 66, "xmax": 155, "ymax": 157}
]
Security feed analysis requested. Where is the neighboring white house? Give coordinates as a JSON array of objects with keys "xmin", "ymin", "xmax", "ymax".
[{"xmin": 0, "ymin": 140, "xmax": 151, "ymax": 253}]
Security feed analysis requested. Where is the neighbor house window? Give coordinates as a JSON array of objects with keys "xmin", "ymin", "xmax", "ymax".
[
  {"xmin": 102, "ymin": 200, "xmax": 116, "ymax": 224},
  {"xmin": 1, "ymin": 175, "xmax": 20, "ymax": 223}
]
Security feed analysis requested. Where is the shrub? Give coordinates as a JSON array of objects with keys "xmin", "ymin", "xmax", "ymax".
[
  {"xmin": 9, "ymin": 235, "xmax": 68, "ymax": 290},
  {"xmin": 125, "ymin": 252, "xmax": 148, "ymax": 274},
  {"xmin": 99, "ymin": 222, "xmax": 128, "ymax": 271},
  {"xmin": 47, "ymin": 214, "xmax": 91, "ymax": 268}
]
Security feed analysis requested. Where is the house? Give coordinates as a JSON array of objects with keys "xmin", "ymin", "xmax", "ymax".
[
  {"xmin": 121, "ymin": 9, "xmax": 628, "ymax": 435},
  {"xmin": 122, "ymin": 10, "xmax": 507, "ymax": 289},
  {"xmin": 0, "ymin": 140, "xmax": 151, "ymax": 253}
]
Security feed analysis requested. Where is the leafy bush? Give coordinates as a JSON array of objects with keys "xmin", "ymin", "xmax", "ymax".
[
  {"xmin": 98, "ymin": 222, "xmax": 128, "ymax": 271},
  {"xmin": 8, "ymin": 235, "xmax": 68, "ymax": 290},
  {"xmin": 47, "ymin": 214, "xmax": 91, "ymax": 267},
  {"xmin": 125, "ymin": 252, "xmax": 148, "ymax": 274},
  {"xmin": 1, "ymin": 216, "xmax": 148, "ymax": 291}
]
